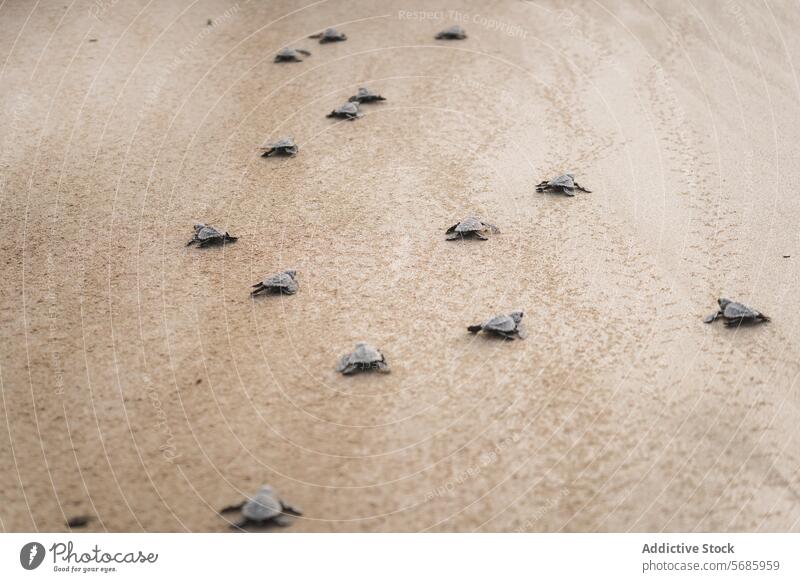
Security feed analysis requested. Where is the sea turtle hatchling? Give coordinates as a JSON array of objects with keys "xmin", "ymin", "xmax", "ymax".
[
  {"xmin": 348, "ymin": 87, "xmax": 386, "ymax": 103},
  {"xmin": 536, "ymin": 173, "xmax": 591, "ymax": 196},
  {"xmin": 445, "ymin": 217, "xmax": 500, "ymax": 240},
  {"xmin": 436, "ymin": 25, "xmax": 467, "ymax": 39},
  {"xmin": 703, "ymin": 298, "xmax": 770, "ymax": 326},
  {"xmin": 327, "ymin": 101, "xmax": 362, "ymax": 120},
  {"xmin": 309, "ymin": 28, "xmax": 347, "ymax": 43},
  {"xmin": 336, "ymin": 342, "xmax": 390, "ymax": 374},
  {"xmin": 220, "ymin": 485, "xmax": 302, "ymax": 529},
  {"xmin": 468, "ymin": 311, "xmax": 526, "ymax": 339},
  {"xmin": 251, "ymin": 270, "xmax": 298, "ymax": 296},
  {"xmin": 274, "ymin": 47, "xmax": 311, "ymax": 62},
  {"xmin": 186, "ymin": 223, "xmax": 238, "ymax": 247},
  {"xmin": 260, "ymin": 136, "xmax": 298, "ymax": 157}
]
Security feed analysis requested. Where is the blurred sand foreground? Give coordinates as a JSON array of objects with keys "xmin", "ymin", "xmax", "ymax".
[{"xmin": 1, "ymin": 0, "xmax": 799, "ymax": 532}]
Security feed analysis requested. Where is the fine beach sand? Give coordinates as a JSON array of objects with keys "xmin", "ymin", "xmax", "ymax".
[{"xmin": 1, "ymin": 0, "xmax": 799, "ymax": 532}]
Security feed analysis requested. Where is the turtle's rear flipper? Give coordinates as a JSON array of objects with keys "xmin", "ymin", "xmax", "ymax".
[
  {"xmin": 467, "ymin": 325, "xmax": 482, "ymax": 333},
  {"xmin": 758, "ymin": 314, "xmax": 771, "ymax": 323}
]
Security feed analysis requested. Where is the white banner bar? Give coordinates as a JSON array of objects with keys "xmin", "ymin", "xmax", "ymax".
[{"xmin": 1, "ymin": 533, "xmax": 798, "ymax": 581}]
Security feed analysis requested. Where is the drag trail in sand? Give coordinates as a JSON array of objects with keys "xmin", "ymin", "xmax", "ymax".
[{"xmin": 1, "ymin": 0, "xmax": 799, "ymax": 532}]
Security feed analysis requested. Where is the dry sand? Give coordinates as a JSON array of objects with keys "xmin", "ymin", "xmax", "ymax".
[{"xmin": 1, "ymin": 0, "xmax": 800, "ymax": 532}]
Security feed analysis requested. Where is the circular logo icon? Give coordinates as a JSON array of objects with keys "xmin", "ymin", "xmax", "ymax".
[{"xmin": 19, "ymin": 542, "xmax": 45, "ymax": 570}]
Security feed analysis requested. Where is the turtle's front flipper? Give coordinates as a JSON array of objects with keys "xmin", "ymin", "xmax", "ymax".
[
  {"xmin": 230, "ymin": 518, "xmax": 252, "ymax": 531},
  {"xmin": 473, "ymin": 231, "xmax": 488, "ymax": 240},
  {"xmin": 703, "ymin": 311, "xmax": 722, "ymax": 324},
  {"xmin": 220, "ymin": 501, "xmax": 245, "ymax": 513},
  {"xmin": 574, "ymin": 182, "xmax": 592, "ymax": 193},
  {"xmin": 281, "ymin": 503, "xmax": 303, "ymax": 516}
]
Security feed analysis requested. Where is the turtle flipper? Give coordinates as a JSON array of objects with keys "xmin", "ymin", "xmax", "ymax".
[
  {"xmin": 220, "ymin": 501, "xmax": 245, "ymax": 513},
  {"xmin": 467, "ymin": 324, "xmax": 482, "ymax": 333},
  {"xmin": 703, "ymin": 311, "xmax": 722, "ymax": 324}
]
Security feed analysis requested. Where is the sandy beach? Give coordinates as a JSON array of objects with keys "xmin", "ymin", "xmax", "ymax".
[{"xmin": 1, "ymin": 0, "xmax": 799, "ymax": 532}]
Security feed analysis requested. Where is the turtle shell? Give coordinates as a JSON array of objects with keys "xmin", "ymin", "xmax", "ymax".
[
  {"xmin": 548, "ymin": 174, "xmax": 575, "ymax": 189},
  {"xmin": 722, "ymin": 300, "xmax": 760, "ymax": 319},
  {"xmin": 349, "ymin": 87, "xmax": 385, "ymax": 103},
  {"xmin": 436, "ymin": 25, "xmax": 467, "ymax": 39},
  {"xmin": 482, "ymin": 314, "xmax": 518, "ymax": 333},
  {"xmin": 329, "ymin": 102, "xmax": 361, "ymax": 117},
  {"xmin": 241, "ymin": 486, "xmax": 283, "ymax": 522},
  {"xmin": 318, "ymin": 28, "xmax": 346, "ymax": 42},
  {"xmin": 336, "ymin": 343, "xmax": 387, "ymax": 373},
  {"xmin": 263, "ymin": 271, "xmax": 297, "ymax": 290},
  {"xmin": 455, "ymin": 217, "xmax": 484, "ymax": 232},
  {"xmin": 195, "ymin": 225, "xmax": 224, "ymax": 241}
]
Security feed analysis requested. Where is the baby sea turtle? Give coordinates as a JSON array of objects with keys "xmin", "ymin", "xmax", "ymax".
[
  {"xmin": 327, "ymin": 101, "xmax": 362, "ymax": 120},
  {"xmin": 274, "ymin": 47, "xmax": 311, "ymax": 62},
  {"xmin": 436, "ymin": 25, "xmax": 467, "ymax": 40},
  {"xmin": 445, "ymin": 217, "xmax": 500, "ymax": 240},
  {"xmin": 220, "ymin": 485, "xmax": 301, "ymax": 529},
  {"xmin": 260, "ymin": 136, "xmax": 298, "ymax": 157},
  {"xmin": 251, "ymin": 270, "xmax": 298, "ymax": 296},
  {"xmin": 468, "ymin": 311, "xmax": 526, "ymax": 339},
  {"xmin": 66, "ymin": 515, "xmax": 92, "ymax": 528},
  {"xmin": 704, "ymin": 298, "xmax": 770, "ymax": 326},
  {"xmin": 186, "ymin": 223, "xmax": 238, "ymax": 247},
  {"xmin": 309, "ymin": 28, "xmax": 347, "ymax": 43},
  {"xmin": 348, "ymin": 87, "xmax": 386, "ymax": 103},
  {"xmin": 336, "ymin": 342, "xmax": 390, "ymax": 374},
  {"xmin": 536, "ymin": 173, "xmax": 591, "ymax": 196}
]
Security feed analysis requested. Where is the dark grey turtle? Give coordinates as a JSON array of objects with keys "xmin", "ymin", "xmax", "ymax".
[
  {"xmin": 348, "ymin": 87, "xmax": 386, "ymax": 103},
  {"xmin": 309, "ymin": 27, "xmax": 347, "ymax": 43},
  {"xmin": 468, "ymin": 311, "xmax": 525, "ymax": 340},
  {"xmin": 220, "ymin": 485, "xmax": 302, "ymax": 530},
  {"xmin": 336, "ymin": 342, "xmax": 389, "ymax": 374},
  {"xmin": 66, "ymin": 515, "xmax": 92, "ymax": 528},
  {"xmin": 260, "ymin": 136, "xmax": 298, "ymax": 157},
  {"xmin": 274, "ymin": 47, "xmax": 311, "ymax": 62},
  {"xmin": 327, "ymin": 101, "xmax": 362, "ymax": 120},
  {"xmin": 536, "ymin": 173, "xmax": 591, "ymax": 196},
  {"xmin": 704, "ymin": 298, "xmax": 770, "ymax": 327},
  {"xmin": 251, "ymin": 270, "xmax": 298, "ymax": 296},
  {"xmin": 445, "ymin": 217, "xmax": 500, "ymax": 240},
  {"xmin": 187, "ymin": 223, "xmax": 238, "ymax": 247},
  {"xmin": 436, "ymin": 25, "xmax": 467, "ymax": 40}
]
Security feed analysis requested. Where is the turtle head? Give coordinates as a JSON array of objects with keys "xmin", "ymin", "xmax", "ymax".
[
  {"xmin": 510, "ymin": 311, "xmax": 524, "ymax": 323},
  {"xmin": 193, "ymin": 223, "xmax": 205, "ymax": 232},
  {"xmin": 284, "ymin": 270, "xmax": 297, "ymax": 278},
  {"xmin": 718, "ymin": 298, "xmax": 731, "ymax": 309}
]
